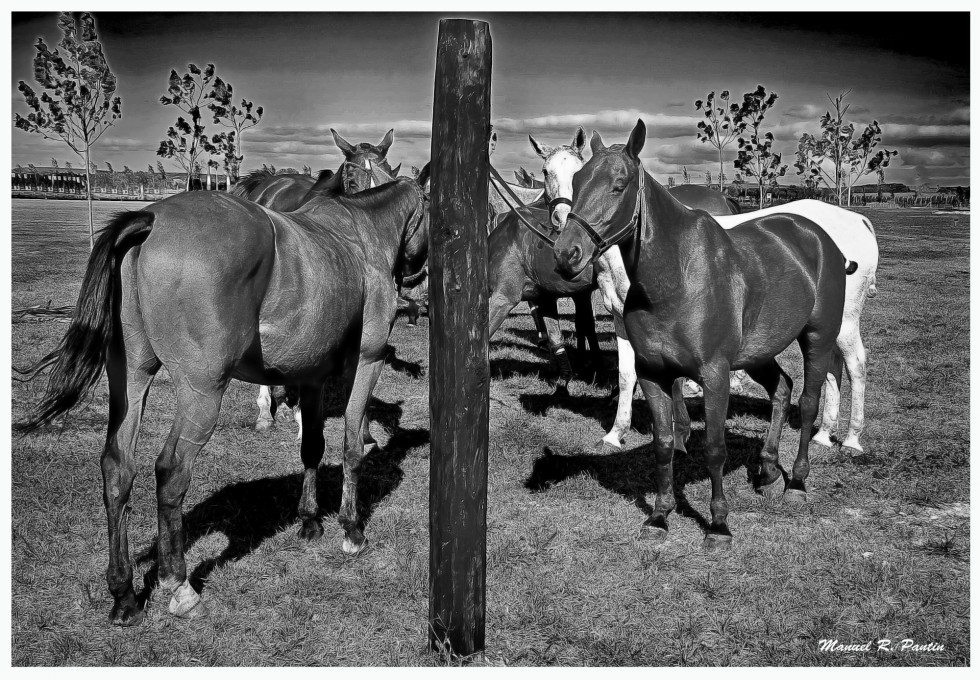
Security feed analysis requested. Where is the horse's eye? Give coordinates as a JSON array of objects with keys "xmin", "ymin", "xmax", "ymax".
[
  {"xmin": 612, "ymin": 182, "xmax": 625, "ymax": 192},
  {"xmin": 542, "ymin": 169, "xmax": 549, "ymax": 176}
]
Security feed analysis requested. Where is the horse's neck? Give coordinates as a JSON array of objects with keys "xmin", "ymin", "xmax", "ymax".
[{"xmin": 619, "ymin": 174, "xmax": 701, "ymax": 292}]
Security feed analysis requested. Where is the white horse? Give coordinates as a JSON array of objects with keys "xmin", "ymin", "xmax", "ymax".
[{"xmin": 536, "ymin": 129, "xmax": 878, "ymax": 455}]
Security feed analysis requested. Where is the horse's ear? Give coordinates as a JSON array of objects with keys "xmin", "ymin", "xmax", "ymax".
[
  {"xmin": 378, "ymin": 128, "xmax": 394, "ymax": 155},
  {"xmin": 528, "ymin": 134, "xmax": 552, "ymax": 159},
  {"xmin": 572, "ymin": 127, "xmax": 586, "ymax": 155},
  {"xmin": 625, "ymin": 119, "xmax": 646, "ymax": 159},
  {"xmin": 417, "ymin": 162, "xmax": 431, "ymax": 189},
  {"xmin": 331, "ymin": 129, "xmax": 355, "ymax": 159},
  {"xmin": 590, "ymin": 130, "xmax": 605, "ymax": 153},
  {"xmin": 391, "ymin": 162, "xmax": 402, "ymax": 177}
]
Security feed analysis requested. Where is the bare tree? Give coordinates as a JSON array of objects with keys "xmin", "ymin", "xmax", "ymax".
[{"xmin": 14, "ymin": 12, "xmax": 122, "ymax": 249}]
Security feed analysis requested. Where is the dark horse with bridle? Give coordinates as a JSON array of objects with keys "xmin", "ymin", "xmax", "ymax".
[
  {"xmin": 17, "ymin": 164, "xmax": 431, "ymax": 626},
  {"xmin": 490, "ymin": 128, "xmax": 742, "ymax": 389},
  {"xmin": 233, "ymin": 129, "xmax": 405, "ymax": 434},
  {"xmin": 553, "ymin": 120, "xmax": 853, "ymax": 550}
]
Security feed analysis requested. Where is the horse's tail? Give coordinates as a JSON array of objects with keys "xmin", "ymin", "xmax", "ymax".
[
  {"xmin": 867, "ymin": 273, "xmax": 878, "ymax": 298},
  {"xmin": 844, "ymin": 257, "xmax": 858, "ymax": 275},
  {"xmin": 15, "ymin": 211, "xmax": 155, "ymax": 435}
]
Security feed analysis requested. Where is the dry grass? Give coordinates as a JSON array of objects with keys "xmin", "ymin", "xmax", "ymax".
[{"xmin": 10, "ymin": 201, "xmax": 969, "ymax": 665}]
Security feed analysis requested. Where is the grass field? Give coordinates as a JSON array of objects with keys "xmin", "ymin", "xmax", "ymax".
[{"xmin": 9, "ymin": 199, "xmax": 970, "ymax": 666}]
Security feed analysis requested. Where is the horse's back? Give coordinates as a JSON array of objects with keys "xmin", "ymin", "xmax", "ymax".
[
  {"xmin": 668, "ymin": 184, "xmax": 738, "ymax": 216},
  {"xmin": 715, "ymin": 199, "xmax": 877, "ymax": 269}
]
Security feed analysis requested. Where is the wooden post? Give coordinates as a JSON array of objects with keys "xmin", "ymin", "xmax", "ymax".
[{"xmin": 427, "ymin": 18, "xmax": 492, "ymax": 658}]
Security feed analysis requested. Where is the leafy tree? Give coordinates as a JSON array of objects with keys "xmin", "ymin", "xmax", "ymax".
[
  {"xmin": 733, "ymin": 85, "xmax": 787, "ymax": 207},
  {"xmin": 13, "ymin": 12, "xmax": 122, "ymax": 249},
  {"xmin": 667, "ymin": 175, "xmax": 676, "ymax": 188},
  {"xmin": 705, "ymin": 170, "xmax": 712, "ymax": 187},
  {"xmin": 158, "ymin": 63, "xmax": 220, "ymax": 191},
  {"xmin": 208, "ymin": 76, "xmax": 263, "ymax": 189},
  {"xmin": 50, "ymin": 158, "xmax": 59, "ymax": 168},
  {"xmin": 694, "ymin": 89, "xmax": 744, "ymax": 191},
  {"xmin": 65, "ymin": 160, "xmax": 72, "ymax": 169},
  {"xmin": 682, "ymin": 166, "xmax": 690, "ymax": 184}
]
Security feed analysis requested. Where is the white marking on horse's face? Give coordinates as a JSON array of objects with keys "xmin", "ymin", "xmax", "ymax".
[
  {"xmin": 542, "ymin": 147, "xmax": 585, "ymax": 228},
  {"xmin": 365, "ymin": 159, "xmax": 376, "ymax": 188}
]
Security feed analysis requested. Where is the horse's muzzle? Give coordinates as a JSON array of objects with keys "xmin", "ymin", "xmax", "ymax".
[{"xmin": 554, "ymin": 244, "xmax": 585, "ymax": 280}]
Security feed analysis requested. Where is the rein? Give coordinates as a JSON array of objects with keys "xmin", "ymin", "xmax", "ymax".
[
  {"xmin": 564, "ymin": 167, "xmax": 645, "ymax": 265},
  {"xmin": 488, "ymin": 163, "xmax": 557, "ymax": 247}
]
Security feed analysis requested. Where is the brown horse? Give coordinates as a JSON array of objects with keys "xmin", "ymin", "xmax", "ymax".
[
  {"xmin": 18, "ymin": 167, "xmax": 430, "ymax": 626},
  {"xmin": 234, "ymin": 130, "xmax": 401, "ymax": 433},
  {"xmin": 554, "ymin": 120, "xmax": 852, "ymax": 550}
]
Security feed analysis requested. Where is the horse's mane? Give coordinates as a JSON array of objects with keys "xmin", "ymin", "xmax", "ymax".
[
  {"xmin": 232, "ymin": 169, "xmax": 276, "ymax": 198},
  {"xmin": 333, "ymin": 177, "xmax": 422, "ymax": 213}
]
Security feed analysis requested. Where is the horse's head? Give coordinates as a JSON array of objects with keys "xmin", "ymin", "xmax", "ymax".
[
  {"xmin": 398, "ymin": 163, "xmax": 432, "ymax": 282},
  {"xmin": 529, "ymin": 127, "xmax": 586, "ymax": 229},
  {"xmin": 488, "ymin": 125, "xmax": 498, "ymax": 157},
  {"xmin": 331, "ymin": 128, "xmax": 398, "ymax": 193},
  {"xmin": 554, "ymin": 119, "xmax": 646, "ymax": 280}
]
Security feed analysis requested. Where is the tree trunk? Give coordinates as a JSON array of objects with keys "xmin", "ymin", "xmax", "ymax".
[
  {"xmin": 84, "ymin": 146, "xmax": 94, "ymax": 251},
  {"xmin": 718, "ymin": 147, "xmax": 725, "ymax": 192}
]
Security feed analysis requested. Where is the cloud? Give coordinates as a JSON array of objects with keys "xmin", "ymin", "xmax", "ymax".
[
  {"xmin": 880, "ymin": 122, "xmax": 970, "ymax": 147},
  {"xmin": 898, "ymin": 148, "xmax": 962, "ymax": 167}
]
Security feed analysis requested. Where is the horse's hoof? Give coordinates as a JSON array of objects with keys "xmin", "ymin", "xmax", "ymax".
[
  {"xmin": 783, "ymin": 489, "xmax": 807, "ymax": 506},
  {"xmin": 758, "ymin": 477, "xmax": 783, "ymax": 498},
  {"xmin": 592, "ymin": 439, "xmax": 621, "ymax": 455},
  {"xmin": 703, "ymin": 533, "xmax": 733, "ymax": 552},
  {"xmin": 255, "ymin": 418, "xmax": 275, "ymax": 433},
  {"xmin": 341, "ymin": 535, "xmax": 368, "ymax": 555},
  {"xmin": 299, "ymin": 518, "xmax": 324, "ymax": 541},
  {"xmin": 109, "ymin": 592, "xmax": 145, "ymax": 627},
  {"xmin": 168, "ymin": 584, "xmax": 206, "ymax": 619},
  {"xmin": 639, "ymin": 524, "xmax": 668, "ymax": 543},
  {"xmin": 811, "ymin": 431, "xmax": 834, "ymax": 448},
  {"xmin": 169, "ymin": 595, "xmax": 207, "ymax": 620}
]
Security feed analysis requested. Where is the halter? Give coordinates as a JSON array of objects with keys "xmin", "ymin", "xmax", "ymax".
[
  {"xmin": 488, "ymin": 163, "xmax": 557, "ymax": 246},
  {"xmin": 342, "ymin": 157, "xmax": 397, "ymax": 192},
  {"xmin": 564, "ymin": 166, "xmax": 645, "ymax": 264}
]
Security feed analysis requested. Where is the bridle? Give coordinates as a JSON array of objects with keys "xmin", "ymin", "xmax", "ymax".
[
  {"xmin": 488, "ymin": 163, "xmax": 557, "ymax": 246},
  {"xmin": 342, "ymin": 156, "xmax": 397, "ymax": 192},
  {"xmin": 563, "ymin": 166, "xmax": 645, "ymax": 265}
]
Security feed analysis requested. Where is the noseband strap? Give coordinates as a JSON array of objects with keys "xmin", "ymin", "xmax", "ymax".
[
  {"xmin": 548, "ymin": 196, "xmax": 572, "ymax": 212},
  {"xmin": 342, "ymin": 158, "xmax": 396, "ymax": 190}
]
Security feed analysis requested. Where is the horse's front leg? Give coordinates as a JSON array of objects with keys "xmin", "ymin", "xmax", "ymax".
[
  {"xmin": 635, "ymin": 374, "xmax": 677, "ymax": 542},
  {"xmin": 700, "ymin": 361, "xmax": 734, "ymax": 551},
  {"xmin": 338, "ymin": 357, "xmax": 386, "ymax": 554},
  {"xmin": 601, "ymin": 310, "xmax": 636, "ymax": 450},
  {"xmin": 538, "ymin": 297, "xmax": 572, "ymax": 389}
]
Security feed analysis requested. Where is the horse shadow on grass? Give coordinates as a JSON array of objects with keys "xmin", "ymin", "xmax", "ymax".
[
  {"xmin": 519, "ymin": 389, "xmax": 802, "ymax": 435},
  {"xmin": 524, "ymin": 426, "xmax": 769, "ymax": 534},
  {"xmin": 135, "ymin": 396, "xmax": 428, "ymax": 601}
]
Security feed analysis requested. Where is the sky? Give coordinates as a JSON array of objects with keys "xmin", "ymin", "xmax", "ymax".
[{"xmin": 9, "ymin": 11, "xmax": 972, "ymax": 187}]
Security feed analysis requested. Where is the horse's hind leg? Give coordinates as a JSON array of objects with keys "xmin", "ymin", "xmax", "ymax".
[
  {"xmin": 812, "ymin": 348, "xmax": 844, "ymax": 449},
  {"xmin": 338, "ymin": 358, "xmax": 386, "ymax": 554},
  {"xmin": 255, "ymin": 385, "xmax": 276, "ymax": 431},
  {"xmin": 745, "ymin": 359, "xmax": 794, "ymax": 493},
  {"xmin": 103, "ymin": 321, "xmax": 160, "ymax": 626},
  {"xmin": 154, "ymin": 374, "xmax": 225, "ymax": 619},
  {"xmin": 787, "ymin": 331, "xmax": 836, "ymax": 505},
  {"xmin": 297, "ymin": 383, "xmax": 327, "ymax": 540},
  {"xmin": 839, "ymin": 328, "xmax": 868, "ymax": 455}
]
